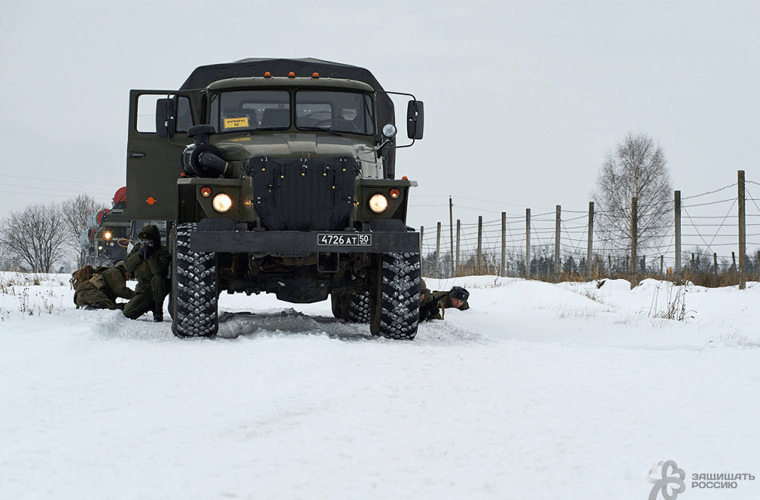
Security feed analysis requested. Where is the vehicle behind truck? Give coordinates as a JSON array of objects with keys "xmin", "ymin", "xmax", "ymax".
[
  {"xmin": 83, "ymin": 187, "xmax": 131, "ymax": 267},
  {"xmin": 125, "ymin": 58, "xmax": 424, "ymax": 339}
]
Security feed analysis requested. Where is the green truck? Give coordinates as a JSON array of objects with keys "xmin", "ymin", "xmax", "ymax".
[{"xmin": 125, "ymin": 58, "xmax": 424, "ymax": 339}]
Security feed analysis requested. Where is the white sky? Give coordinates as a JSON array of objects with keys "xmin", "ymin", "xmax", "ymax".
[{"xmin": 1, "ymin": 0, "xmax": 758, "ymax": 233}]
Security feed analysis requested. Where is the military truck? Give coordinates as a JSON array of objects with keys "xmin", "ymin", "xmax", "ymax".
[
  {"xmin": 83, "ymin": 188, "xmax": 131, "ymax": 266},
  {"xmin": 125, "ymin": 58, "xmax": 424, "ymax": 339}
]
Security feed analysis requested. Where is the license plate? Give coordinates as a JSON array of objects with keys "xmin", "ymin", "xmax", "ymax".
[{"xmin": 317, "ymin": 233, "xmax": 372, "ymax": 247}]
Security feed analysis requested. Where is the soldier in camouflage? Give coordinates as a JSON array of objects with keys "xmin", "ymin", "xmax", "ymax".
[
  {"xmin": 71, "ymin": 263, "xmax": 135, "ymax": 310},
  {"xmin": 122, "ymin": 225, "xmax": 171, "ymax": 322},
  {"xmin": 418, "ymin": 279, "xmax": 470, "ymax": 321}
]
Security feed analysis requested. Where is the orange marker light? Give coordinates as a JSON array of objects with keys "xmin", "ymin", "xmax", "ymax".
[
  {"xmin": 264, "ymin": 72, "xmax": 272, "ymax": 78},
  {"xmin": 402, "ymin": 176, "xmax": 408, "ymax": 180},
  {"xmin": 201, "ymin": 187, "xmax": 212, "ymax": 198},
  {"xmin": 312, "ymin": 72, "xmax": 319, "ymax": 78},
  {"xmin": 390, "ymin": 188, "xmax": 400, "ymax": 199},
  {"xmin": 288, "ymin": 72, "xmax": 295, "ymax": 78}
]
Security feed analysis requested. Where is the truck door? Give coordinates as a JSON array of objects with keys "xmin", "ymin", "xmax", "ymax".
[{"xmin": 125, "ymin": 90, "xmax": 196, "ymax": 221}]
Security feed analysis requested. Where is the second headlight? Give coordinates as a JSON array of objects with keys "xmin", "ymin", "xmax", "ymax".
[
  {"xmin": 212, "ymin": 193, "xmax": 233, "ymax": 213},
  {"xmin": 368, "ymin": 194, "xmax": 389, "ymax": 213}
]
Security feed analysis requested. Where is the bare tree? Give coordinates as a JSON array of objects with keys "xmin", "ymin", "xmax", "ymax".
[
  {"xmin": 0, "ymin": 203, "xmax": 68, "ymax": 273},
  {"xmin": 60, "ymin": 194, "xmax": 107, "ymax": 267},
  {"xmin": 592, "ymin": 133, "xmax": 672, "ymax": 252}
]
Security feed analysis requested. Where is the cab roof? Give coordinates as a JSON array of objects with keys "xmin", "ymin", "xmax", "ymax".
[{"xmin": 180, "ymin": 58, "xmax": 386, "ymax": 92}]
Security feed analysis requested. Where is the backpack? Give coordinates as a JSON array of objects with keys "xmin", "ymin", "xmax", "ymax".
[
  {"xmin": 70, "ymin": 265, "xmax": 97, "ymax": 290},
  {"xmin": 88, "ymin": 273, "xmax": 105, "ymax": 289}
]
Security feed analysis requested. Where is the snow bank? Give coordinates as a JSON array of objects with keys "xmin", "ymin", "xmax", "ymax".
[{"xmin": 1, "ymin": 273, "xmax": 759, "ymax": 499}]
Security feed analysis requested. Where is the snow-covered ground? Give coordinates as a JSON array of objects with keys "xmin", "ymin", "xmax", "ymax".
[{"xmin": 1, "ymin": 272, "xmax": 759, "ymax": 500}]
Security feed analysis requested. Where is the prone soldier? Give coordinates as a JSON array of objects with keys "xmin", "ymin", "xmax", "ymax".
[{"xmin": 418, "ymin": 279, "xmax": 470, "ymax": 321}]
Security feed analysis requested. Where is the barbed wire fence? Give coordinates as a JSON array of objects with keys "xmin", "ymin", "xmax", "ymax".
[{"xmin": 420, "ymin": 170, "xmax": 759, "ymax": 288}]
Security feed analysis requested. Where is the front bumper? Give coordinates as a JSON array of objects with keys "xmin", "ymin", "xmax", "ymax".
[{"xmin": 191, "ymin": 218, "xmax": 420, "ymax": 254}]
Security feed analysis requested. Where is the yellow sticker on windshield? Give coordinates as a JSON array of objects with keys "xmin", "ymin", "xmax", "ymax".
[{"xmin": 224, "ymin": 117, "xmax": 249, "ymax": 129}]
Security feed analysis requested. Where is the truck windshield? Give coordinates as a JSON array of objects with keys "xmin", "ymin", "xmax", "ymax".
[
  {"xmin": 209, "ymin": 89, "xmax": 375, "ymax": 135},
  {"xmin": 210, "ymin": 90, "xmax": 291, "ymax": 133},
  {"xmin": 296, "ymin": 90, "xmax": 374, "ymax": 135}
]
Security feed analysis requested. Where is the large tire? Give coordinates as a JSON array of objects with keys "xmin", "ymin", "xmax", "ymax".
[
  {"xmin": 171, "ymin": 223, "xmax": 218, "ymax": 338},
  {"xmin": 346, "ymin": 290, "xmax": 371, "ymax": 323},
  {"xmin": 370, "ymin": 252, "xmax": 420, "ymax": 340},
  {"xmin": 330, "ymin": 292, "xmax": 345, "ymax": 319},
  {"xmin": 330, "ymin": 289, "xmax": 370, "ymax": 323}
]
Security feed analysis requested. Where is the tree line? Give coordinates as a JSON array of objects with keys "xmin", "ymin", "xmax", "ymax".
[{"xmin": 0, "ymin": 195, "xmax": 106, "ymax": 273}]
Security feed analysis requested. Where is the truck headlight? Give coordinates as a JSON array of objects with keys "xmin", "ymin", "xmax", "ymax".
[
  {"xmin": 212, "ymin": 193, "xmax": 233, "ymax": 213},
  {"xmin": 368, "ymin": 194, "xmax": 389, "ymax": 213}
]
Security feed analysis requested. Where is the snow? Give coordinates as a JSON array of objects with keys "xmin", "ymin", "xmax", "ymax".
[{"xmin": 2, "ymin": 273, "xmax": 760, "ymax": 499}]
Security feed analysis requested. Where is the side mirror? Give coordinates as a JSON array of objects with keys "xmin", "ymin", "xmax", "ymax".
[
  {"xmin": 406, "ymin": 100, "xmax": 424, "ymax": 140},
  {"xmin": 155, "ymin": 98, "xmax": 176, "ymax": 138}
]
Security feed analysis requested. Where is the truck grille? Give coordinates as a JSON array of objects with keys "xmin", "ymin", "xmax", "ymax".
[{"xmin": 247, "ymin": 156, "xmax": 358, "ymax": 231}]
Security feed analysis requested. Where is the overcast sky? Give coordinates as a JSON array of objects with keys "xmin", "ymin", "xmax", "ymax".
[{"xmin": 1, "ymin": 0, "xmax": 758, "ymax": 233}]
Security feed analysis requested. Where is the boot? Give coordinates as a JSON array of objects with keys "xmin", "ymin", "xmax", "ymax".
[{"xmin": 153, "ymin": 297, "xmax": 166, "ymax": 322}]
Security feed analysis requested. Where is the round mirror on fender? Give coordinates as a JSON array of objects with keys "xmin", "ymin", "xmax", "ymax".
[{"xmin": 382, "ymin": 123, "xmax": 397, "ymax": 139}]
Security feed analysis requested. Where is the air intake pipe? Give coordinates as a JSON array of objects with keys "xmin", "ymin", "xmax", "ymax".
[{"xmin": 181, "ymin": 125, "xmax": 231, "ymax": 178}]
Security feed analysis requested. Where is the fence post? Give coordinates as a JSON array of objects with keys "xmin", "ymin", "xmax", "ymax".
[
  {"xmin": 714, "ymin": 253, "xmax": 718, "ymax": 275},
  {"xmin": 456, "ymin": 219, "xmax": 461, "ymax": 276},
  {"xmin": 608, "ymin": 255, "xmax": 612, "ymax": 277},
  {"xmin": 738, "ymin": 170, "xmax": 746, "ymax": 289},
  {"xmin": 477, "ymin": 216, "xmax": 483, "ymax": 273},
  {"xmin": 525, "ymin": 209, "xmax": 531, "ymax": 278},
  {"xmin": 501, "ymin": 212, "xmax": 506, "ymax": 278},
  {"xmin": 674, "ymin": 190, "xmax": 681, "ymax": 275},
  {"xmin": 660, "ymin": 255, "xmax": 664, "ymax": 277},
  {"xmin": 587, "ymin": 202, "xmax": 594, "ymax": 280},
  {"xmin": 449, "ymin": 196, "xmax": 454, "ymax": 278},
  {"xmin": 631, "ymin": 197, "xmax": 638, "ymax": 288},
  {"xmin": 554, "ymin": 205, "xmax": 561, "ymax": 279},
  {"xmin": 435, "ymin": 222, "xmax": 441, "ymax": 278}
]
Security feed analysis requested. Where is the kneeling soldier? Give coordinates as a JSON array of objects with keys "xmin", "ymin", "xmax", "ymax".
[{"xmin": 122, "ymin": 225, "xmax": 170, "ymax": 322}]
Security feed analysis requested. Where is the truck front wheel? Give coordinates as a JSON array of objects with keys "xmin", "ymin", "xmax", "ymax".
[
  {"xmin": 171, "ymin": 222, "xmax": 219, "ymax": 338},
  {"xmin": 370, "ymin": 252, "xmax": 420, "ymax": 340}
]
